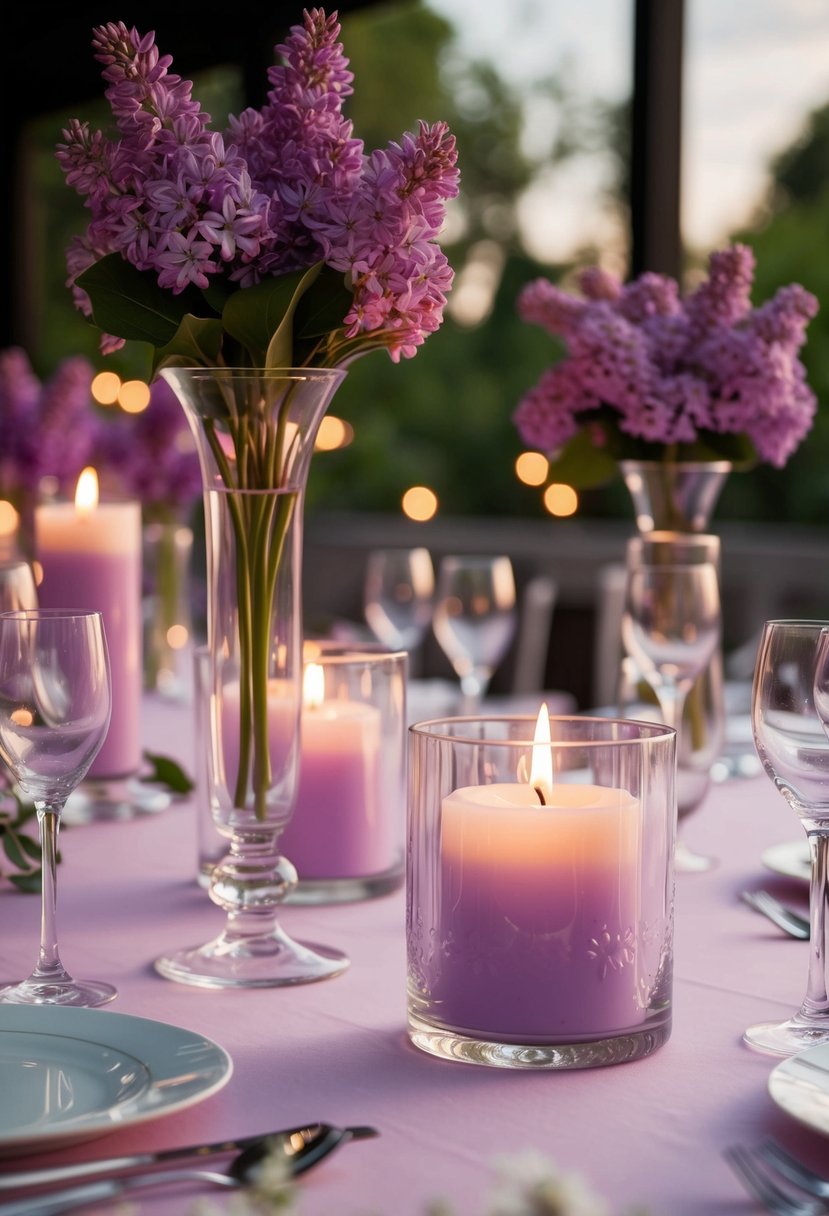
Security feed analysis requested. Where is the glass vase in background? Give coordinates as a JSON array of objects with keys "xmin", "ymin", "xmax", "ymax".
[
  {"xmin": 155, "ymin": 367, "xmax": 348, "ymax": 988},
  {"xmin": 143, "ymin": 520, "xmax": 194, "ymax": 701},
  {"xmin": 618, "ymin": 460, "xmax": 730, "ymax": 871}
]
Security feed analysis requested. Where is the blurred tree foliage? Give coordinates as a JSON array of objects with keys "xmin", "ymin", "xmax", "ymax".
[{"xmin": 24, "ymin": 1, "xmax": 829, "ymax": 525}]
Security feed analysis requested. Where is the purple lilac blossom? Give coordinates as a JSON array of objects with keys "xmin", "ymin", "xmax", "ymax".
[
  {"xmin": 95, "ymin": 380, "xmax": 202, "ymax": 517},
  {"xmin": 0, "ymin": 348, "xmax": 100, "ymax": 499},
  {"xmin": 56, "ymin": 9, "xmax": 459, "ymax": 366},
  {"xmin": 514, "ymin": 244, "xmax": 819, "ymax": 469}
]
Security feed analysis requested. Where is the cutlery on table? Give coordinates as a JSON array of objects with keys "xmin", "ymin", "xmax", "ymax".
[
  {"xmin": 725, "ymin": 1141, "xmax": 829, "ymax": 1216},
  {"xmin": 0, "ymin": 1122, "xmax": 376, "ymax": 1192},
  {"xmin": 741, "ymin": 889, "xmax": 811, "ymax": 940},
  {"xmin": 0, "ymin": 1125, "xmax": 378, "ymax": 1216}
]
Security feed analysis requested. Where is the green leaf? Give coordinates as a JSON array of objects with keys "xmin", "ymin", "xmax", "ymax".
[
  {"xmin": 16, "ymin": 834, "xmax": 42, "ymax": 862},
  {"xmin": 141, "ymin": 751, "xmax": 195, "ymax": 795},
  {"xmin": 266, "ymin": 262, "xmax": 325, "ymax": 369},
  {"xmin": 222, "ymin": 264, "xmax": 323, "ymax": 367},
  {"xmin": 547, "ymin": 428, "xmax": 619, "ymax": 489},
  {"xmin": 152, "ymin": 314, "xmax": 225, "ymax": 375},
  {"xmin": 293, "ymin": 266, "xmax": 352, "ymax": 361},
  {"xmin": 8, "ymin": 872, "xmax": 42, "ymax": 894},
  {"xmin": 3, "ymin": 829, "xmax": 32, "ymax": 871},
  {"xmin": 76, "ymin": 254, "xmax": 210, "ymax": 347}
]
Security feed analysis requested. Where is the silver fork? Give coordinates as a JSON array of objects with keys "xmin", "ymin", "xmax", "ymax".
[
  {"xmin": 725, "ymin": 1145, "xmax": 828, "ymax": 1216},
  {"xmin": 741, "ymin": 889, "xmax": 811, "ymax": 939},
  {"xmin": 756, "ymin": 1141, "xmax": 829, "ymax": 1201}
]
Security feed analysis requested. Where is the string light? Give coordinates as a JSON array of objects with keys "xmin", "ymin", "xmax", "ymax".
[{"xmin": 543, "ymin": 483, "xmax": 578, "ymax": 517}]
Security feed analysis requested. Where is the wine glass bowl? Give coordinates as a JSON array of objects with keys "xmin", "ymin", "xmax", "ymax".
[
  {"xmin": 744, "ymin": 619, "xmax": 829, "ymax": 1055},
  {"xmin": 0, "ymin": 609, "xmax": 113, "ymax": 1006},
  {"xmin": 432, "ymin": 555, "xmax": 517, "ymax": 710},
  {"xmin": 622, "ymin": 560, "xmax": 722, "ymax": 872},
  {"xmin": 364, "ymin": 547, "xmax": 434, "ymax": 653}
]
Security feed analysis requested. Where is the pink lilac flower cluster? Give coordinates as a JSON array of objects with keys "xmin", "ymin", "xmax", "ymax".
[
  {"xmin": 56, "ymin": 9, "xmax": 459, "ymax": 364},
  {"xmin": 514, "ymin": 245, "xmax": 819, "ymax": 468},
  {"xmin": 0, "ymin": 348, "xmax": 100, "ymax": 503},
  {"xmin": 95, "ymin": 380, "xmax": 202, "ymax": 521}
]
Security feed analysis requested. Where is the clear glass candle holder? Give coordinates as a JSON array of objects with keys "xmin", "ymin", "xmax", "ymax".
[
  {"xmin": 196, "ymin": 643, "xmax": 407, "ymax": 902},
  {"xmin": 407, "ymin": 714, "xmax": 676, "ymax": 1069}
]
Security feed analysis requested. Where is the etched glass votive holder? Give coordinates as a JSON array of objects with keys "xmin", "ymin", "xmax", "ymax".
[
  {"xmin": 195, "ymin": 643, "xmax": 407, "ymax": 902},
  {"xmin": 407, "ymin": 714, "xmax": 676, "ymax": 1069}
]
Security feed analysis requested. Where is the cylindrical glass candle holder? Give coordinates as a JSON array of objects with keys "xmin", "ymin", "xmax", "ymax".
[
  {"xmin": 195, "ymin": 643, "xmax": 407, "ymax": 901},
  {"xmin": 281, "ymin": 643, "xmax": 407, "ymax": 903},
  {"xmin": 407, "ymin": 714, "xmax": 676, "ymax": 1069}
]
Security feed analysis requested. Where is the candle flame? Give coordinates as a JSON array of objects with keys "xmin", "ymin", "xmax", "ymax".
[
  {"xmin": 303, "ymin": 662, "xmax": 325, "ymax": 710},
  {"xmin": 530, "ymin": 703, "xmax": 553, "ymax": 804},
  {"xmin": 74, "ymin": 467, "xmax": 99, "ymax": 514}
]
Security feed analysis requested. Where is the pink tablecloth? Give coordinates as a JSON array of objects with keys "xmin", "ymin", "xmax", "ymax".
[{"xmin": 0, "ymin": 692, "xmax": 825, "ymax": 1215}]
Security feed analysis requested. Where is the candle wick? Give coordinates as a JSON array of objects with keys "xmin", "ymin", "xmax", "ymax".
[{"xmin": 534, "ymin": 784, "xmax": 546, "ymax": 806}]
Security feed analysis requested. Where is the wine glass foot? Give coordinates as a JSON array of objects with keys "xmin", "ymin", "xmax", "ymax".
[
  {"xmin": 154, "ymin": 923, "xmax": 349, "ymax": 989},
  {"xmin": 0, "ymin": 977, "xmax": 117, "ymax": 1007},
  {"xmin": 743, "ymin": 1016, "xmax": 829, "ymax": 1056},
  {"xmin": 675, "ymin": 839, "xmax": 718, "ymax": 873}
]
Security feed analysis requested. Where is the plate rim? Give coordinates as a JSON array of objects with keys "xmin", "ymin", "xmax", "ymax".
[
  {"xmin": 0, "ymin": 1005, "xmax": 232, "ymax": 1154},
  {"xmin": 761, "ymin": 839, "xmax": 810, "ymax": 883},
  {"xmin": 769, "ymin": 1042, "xmax": 829, "ymax": 1137}
]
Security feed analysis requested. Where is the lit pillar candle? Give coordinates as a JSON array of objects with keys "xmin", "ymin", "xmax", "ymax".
[
  {"xmin": 35, "ymin": 468, "xmax": 142, "ymax": 778},
  {"xmin": 279, "ymin": 662, "xmax": 386, "ymax": 878},
  {"xmin": 434, "ymin": 706, "xmax": 643, "ymax": 1039}
]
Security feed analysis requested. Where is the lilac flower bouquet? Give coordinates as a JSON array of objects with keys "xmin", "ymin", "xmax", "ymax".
[
  {"xmin": 56, "ymin": 8, "xmax": 459, "ymax": 374},
  {"xmin": 514, "ymin": 245, "xmax": 819, "ymax": 487},
  {"xmin": 58, "ymin": 8, "xmax": 459, "ymax": 828}
]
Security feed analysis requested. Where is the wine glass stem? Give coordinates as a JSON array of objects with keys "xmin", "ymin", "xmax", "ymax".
[
  {"xmin": 656, "ymin": 682, "xmax": 686, "ymax": 735},
  {"xmin": 802, "ymin": 828, "xmax": 829, "ymax": 1019},
  {"xmin": 33, "ymin": 806, "xmax": 71, "ymax": 983}
]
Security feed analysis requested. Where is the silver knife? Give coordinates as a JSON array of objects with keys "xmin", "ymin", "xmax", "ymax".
[{"xmin": 0, "ymin": 1121, "xmax": 333, "ymax": 1192}]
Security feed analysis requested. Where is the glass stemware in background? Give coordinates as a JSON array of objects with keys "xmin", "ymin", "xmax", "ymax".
[
  {"xmin": 0, "ymin": 610, "xmax": 113, "ymax": 1006},
  {"xmin": 743, "ymin": 619, "xmax": 829, "ymax": 1055},
  {"xmin": 432, "ymin": 555, "xmax": 517, "ymax": 712},
  {"xmin": 364, "ymin": 547, "xmax": 434, "ymax": 662},
  {"xmin": 622, "ymin": 561, "xmax": 721, "ymax": 870},
  {"xmin": 0, "ymin": 559, "xmax": 38, "ymax": 613}
]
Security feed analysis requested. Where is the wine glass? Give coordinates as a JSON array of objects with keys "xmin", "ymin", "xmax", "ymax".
[
  {"xmin": 432, "ymin": 555, "xmax": 517, "ymax": 711},
  {"xmin": 0, "ymin": 609, "xmax": 114, "ymax": 1006},
  {"xmin": 364, "ymin": 547, "xmax": 434, "ymax": 655},
  {"xmin": 0, "ymin": 560, "xmax": 37, "ymax": 613},
  {"xmin": 744, "ymin": 619, "xmax": 829, "ymax": 1055},
  {"xmin": 622, "ymin": 561, "xmax": 721, "ymax": 869}
]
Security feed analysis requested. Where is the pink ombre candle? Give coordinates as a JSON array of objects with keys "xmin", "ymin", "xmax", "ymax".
[
  {"xmin": 35, "ymin": 471, "xmax": 142, "ymax": 779},
  {"xmin": 435, "ymin": 781, "xmax": 642, "ymax": 1039},
  {"xmin": 279, "ymin": 663, "xmax": 386, "ymax": 878}
]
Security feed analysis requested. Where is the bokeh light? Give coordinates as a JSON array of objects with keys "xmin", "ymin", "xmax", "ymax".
[
  {"xmin": 402, "ymin": 486, "xmax": 438, "ymax": 522},
  {"xmin": 315, "ymin": 415, "xmax": 354, "ymax": 451},
  {"xmin": 543, "ymin": 483, "xmax": 578, "ymax": 517},
  {"xmin": 91, "ymin": 371, "xmax": 121, "ymax": 406},
  {"xmin": 515, "ymin": 451, "xmax": 549, "ymax": 486},
  {"xmin": 118, "ymin": 380, "xmax": 151, "ymax": 413}
]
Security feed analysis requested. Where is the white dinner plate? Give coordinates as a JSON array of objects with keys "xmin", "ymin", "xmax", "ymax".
[
  {"xmin": 762, "ymin": 840, "xmax": 811, "ymax": 883},
  {"xmin": 769, "ymin": 1043, "xmax": 829, "ymax": 1137},
  {"xmin": 0, "ymin": 1006, "xmax": 232, "ymax": 1157}
]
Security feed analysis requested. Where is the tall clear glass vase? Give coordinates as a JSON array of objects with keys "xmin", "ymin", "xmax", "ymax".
[
  {"xmin": 154, "ymin": 367, "xmax": 348, "ymax": 988},
  {"xmin": 618, "ymin": 460, "xmax": 731, "ymax": 873}
]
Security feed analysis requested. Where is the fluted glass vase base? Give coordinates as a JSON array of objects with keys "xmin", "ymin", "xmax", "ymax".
[{"xmin": 154, "ymin": 923, "xmax": 349, "ymax": 989}]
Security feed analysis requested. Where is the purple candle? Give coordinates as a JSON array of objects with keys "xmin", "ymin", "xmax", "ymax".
[
  {"xmin": 279, "ymin": 662, "xmax": 386, "ymax": 878},
  {"xmin": 434, "ymin": 780, "xmax": 643, "ymax": 1040},
  {"xmin": 35, "ymin": 471, "xmax": 142, "ymax": 778}
]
